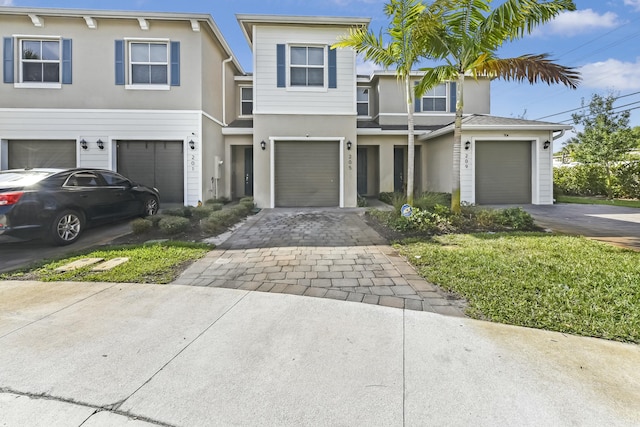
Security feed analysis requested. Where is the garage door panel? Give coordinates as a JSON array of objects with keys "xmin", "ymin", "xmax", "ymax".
[
  {"xmin": 275, "ymin": 141, "xmax": 339, "ymax": 207},
  {"xmin": 476, "ymin": 141, "xmax": 531, "ymax": 204},
  {"xmin": 117, "ymin": 141, "xmax": 184, "ymax": 204},
  {"xmin": 8, "ymin": 140, "xmax": 76, "ymax": 169}
]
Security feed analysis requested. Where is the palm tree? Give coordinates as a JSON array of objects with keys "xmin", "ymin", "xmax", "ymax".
[
  {"xmin": 415, "ymin": 0, "xmax": 581, "ymax": 213},
  {"xmin": 334, "ymin": 0, "xmax": 437, "ymax": 204}
]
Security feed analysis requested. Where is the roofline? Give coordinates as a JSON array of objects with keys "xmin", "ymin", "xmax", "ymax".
[
  {"xmin": 0, "ymin": 6, "xmax": 245, "ymax": 74},
  {"xmin": 418, "ymin": 118, "xmax": 573, "ymax": 141},
  {"xmin": 237, "ymin": 14, "xmax": 370, "ymax": 47}
]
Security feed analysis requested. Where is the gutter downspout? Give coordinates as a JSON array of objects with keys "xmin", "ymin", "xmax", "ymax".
[
  {"xmin": 222, "ymin": 56, "xmax": 233, "ymax": 126},
  {"xmin": 552, "ymin": 129, "xmax": 566, "ymax": 140}
]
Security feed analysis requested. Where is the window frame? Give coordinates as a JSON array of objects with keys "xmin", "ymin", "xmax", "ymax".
[
  {"xmin": 124, "ymin": 38, "xmax": 170, "ymax": 91},
  {"xmin": 420, "ymin": 83, "xmax": 449, "ymax": 113},
  {"xmin": 240, "ymin": 86, "xmax": 253, "ymax": 117},
  {"xmin": 288, "ymin": 44, "xmax": 327, "ymax": 90},
  {"xmin": 357, "ymin": 86, "xmax": 370, "ymax": 117},
  {"xmin": 15, "ymin": 35, "xmax": 62, "ymax": 89}
]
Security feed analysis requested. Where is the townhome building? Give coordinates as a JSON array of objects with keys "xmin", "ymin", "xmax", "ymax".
[{"xmin": 1, "ymin": 6, "xmax": 570, "ymax": 209}]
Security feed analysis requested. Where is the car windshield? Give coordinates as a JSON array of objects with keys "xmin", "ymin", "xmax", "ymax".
[{"xmin": 0, "ymin": 171, "xmax": 53, "ymax": 187}]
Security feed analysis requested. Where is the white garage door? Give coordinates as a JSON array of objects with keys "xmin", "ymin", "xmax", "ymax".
[
  {"xmin": 117, "ymin": 140, "xmax": 184, "ymax": 204},
  {"xmin": 8, "ymin": 140, "xmax": 76, "ymax": 169},
  {"xmin": 275, "ymin": 141, "xmax": 340, "ymax": 207},
  {"xmin": 475, "ymin": 141, "xmax": 532, "ymax": 204}
]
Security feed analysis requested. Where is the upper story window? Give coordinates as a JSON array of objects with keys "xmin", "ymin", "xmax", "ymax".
[
  {"xmin": 290, "ymin": 46, "xmax": 324, "ymax": 87},
  {"xmin": 21, "ymin": 39, "xmax": 60, "ymax": 83},
  {"xmin": 3, "ymin": 36, "xmax": 72, "ymax": 87},
  {"xmin": 130, "ymin": 42, "xmax": 168, "ymax": 85},
  {"xmin": 115, "ymin": 39, "xmax": 180, "ymax": 89},
  {"xmin": 416, "ymin": 82, "xmax": 456, "ymax": 113},
  {"xmin": 276, "ymin": 44, "xmax": 336, "ymax": 90},
  {"xmin": 357, "ymin": 87, "xmax": 369, "ymax": 116},
  {"xmin": 422, "ymin": 84, "xmax": 447, "ymax": 112},
  {"xmin": 240, "ymin": 87, "xmax": 253, "ymax": 116}
]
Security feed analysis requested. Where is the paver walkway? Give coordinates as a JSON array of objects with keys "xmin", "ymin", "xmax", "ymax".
[{"xmin": 173, "ymin": 208, "xmax": 466, "ymax": 316}]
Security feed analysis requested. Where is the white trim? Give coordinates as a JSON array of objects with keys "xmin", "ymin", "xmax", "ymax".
[
  {"xmin": 201, "ymin": 110, "xmax": 225, "ymax": 127},
  {"xmin": 252, "ymin": 110, "xmax": 355, "ymax": 116},
  {"xmin": 14, "ymin": 82, "xmax": 62, "ymax": 89},
  {"xmin": 124, "ymin": 84, "xmax": 170, "ymax": 91},
  {"xmin": 137, "ymin": 18, "xmax": 149, "ymax": 31},
  {"xmin": 83, "ymin": 16, "xmax": 97, "ymax": 29},
  {"xmin": 268, "ymin": 136, "xmax": 345, "ymax": 208},
  {"xmin": 286, "ymin": 44, "xmax": 328, "ymax": 91},
  {"xmin": 127, "ymin": 40, "xmax": 170, "ymax": 87},
  {"xmin": 190, "ymin": 19, "xmax": 200, "ymax": 32},
  {"xmin": 28, "ymin": 14, "xmax": 43, "ymax": 27},
  {"xmin": 222, "ymin": 127, "xmax": 253, "ymax": 135}
]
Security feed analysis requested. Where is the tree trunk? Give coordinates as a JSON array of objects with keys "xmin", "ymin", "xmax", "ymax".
[
  {"xmin": 406, "ymin": 75, "xmax": 415, "ymax": 205},
  {"xmin": 451, "ymin": 72, "xmax": 464, "ymax": 213}
]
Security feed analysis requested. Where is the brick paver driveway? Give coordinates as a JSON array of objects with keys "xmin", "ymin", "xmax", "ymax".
[{"xmin": 173, "ymin": 208, "xmax": 466, "ymax": 316}]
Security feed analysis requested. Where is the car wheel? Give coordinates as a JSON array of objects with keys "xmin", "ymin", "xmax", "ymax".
[
  {"xmin": 143, "ymin": 197, "xmax": 159, "ymax": 216},
  {"xmin": 49, "ymin": 210, "xmax": 83, "ymax": 246}
]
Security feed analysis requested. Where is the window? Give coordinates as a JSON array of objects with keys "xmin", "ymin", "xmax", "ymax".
[
  {"xmin": 357, "ymin": 87, "xmax": 369, "ymax": 116},
  {"xmin": 20, "ymin": 39, "xmax": 59, "ymax": 83},
  {"xmin": 241, "ymin": 87, "xmax": 253, "ymax": 116},
  {"xmin": 3, "ymin": 37, "xmax": 71, "ymax": 86},
  {"xmin": 290, "ymin": 46, "xmax": 324, "ymax": 87},
  {"xmin": 422, "ymin": 83, "xmax": 447, "ymax": 112},
  {"xmin": 130, "ymin": 42, "xmax": 168, "ymax": 85},
  {"xmin": 100, "ymin": 171, "xmax": 130, "ymax": 187},
  {"xmin": 65, "ymin": 172, "xmax": 99, "ymax": 187}
]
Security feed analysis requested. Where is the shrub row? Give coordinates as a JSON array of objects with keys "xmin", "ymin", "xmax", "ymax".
[
  {"xmin": 554, "ymin": 162, "xmax": 640, "ymax": 199},
  {"xmin": 131, "ymin": 197, "xmax": 255, "ymax": 238}
]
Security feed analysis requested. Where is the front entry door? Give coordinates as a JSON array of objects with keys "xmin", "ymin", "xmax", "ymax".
[
  {"xmin": 357, "ymin": 147, "xmax": 368, "ymax": 195},
  {"xmin": 394, "ymin": 147, "xmax": 404, "ymax": 193},
  {"xmin": 244, "ymin": 147, "xmax": 254, "ymax": 196}
]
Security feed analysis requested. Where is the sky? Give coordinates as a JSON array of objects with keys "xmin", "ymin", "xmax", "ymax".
[{"xmin": 2, "ymin": 0, "xmax": 640, "ymax": 150}]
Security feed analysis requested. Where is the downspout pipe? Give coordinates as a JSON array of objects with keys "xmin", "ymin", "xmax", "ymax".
[
  {"xmin": 222, "ymin": 56, "xmax": 234, "ymax": 126},
  {"xmin": 552, "ymin": 129, "xmax": 566, "ymax": 140}
]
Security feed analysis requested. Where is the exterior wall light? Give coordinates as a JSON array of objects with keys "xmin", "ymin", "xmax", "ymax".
[
  {"xmin": 96, "ymin": 139, "xmax": 104, "ymax": 150},
  {"xmin": 80, "ymin": 139, "xmax": 88, "ymax": 150},
  {"xmin": 347, "ymin": 140, "xmax": 352, "ymax": 150},
  {"xmin": 260, "ymin": 140, "xmax": 266, "ymax": 150},
  {"xmin": 464, "ymin": 140, "xmax": 471, "ymax": 150},
  {"xmin": 543, "ymin": 140, "xmax": 551, "ymax": 150},
  {"xmin": 189, "ymin": 140, "xmax": 195, "ymax": 150}
]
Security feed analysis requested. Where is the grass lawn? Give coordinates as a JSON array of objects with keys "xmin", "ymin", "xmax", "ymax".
[
  {"xmin": 1, "ymin": 242, "xmax": 211, "ymax": 284},
  {"xmin": 556, "ymin": 195, "xmax": 640, "ymax": 208},
  {"xmin": 398, "ymin": 232, "xmax": 640, "ymax": 344}
]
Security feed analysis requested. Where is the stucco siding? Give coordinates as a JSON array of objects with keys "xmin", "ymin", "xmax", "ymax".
[
  {"xmin": 253, "ymin": 26, "xmax": 356, "ymax": 115},
  {"xmin": 425, "ymin": 134, "xmax": 453, "ymax": 194}
]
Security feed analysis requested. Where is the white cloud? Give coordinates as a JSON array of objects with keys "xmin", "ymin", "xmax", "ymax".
[
  {"xmin": 578, "ymin": 58, "xmax": 640, "ymax": 90},
  {"xmin": 539, "ymin": 9, "xmax": 620, "ymax": 36},
  {"xmin": 1, "ymin": 0, "xmax": 14, "ymax": 5},
  {"xmin": 624, "ymin": 0, "xmax": 640, "ymax": 11},
  {"xmin": 356, "ymin": 57, "xmax": 381, "ymax": 76}
]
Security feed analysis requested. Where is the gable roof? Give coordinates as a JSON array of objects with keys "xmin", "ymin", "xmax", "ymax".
[
  {"xmin": 419, "ymin": 114, "xmax": 573, "ymax": 141},
  {"xmin": 237, "ymin": 14, "xmax": 370, "ymax": 48}
]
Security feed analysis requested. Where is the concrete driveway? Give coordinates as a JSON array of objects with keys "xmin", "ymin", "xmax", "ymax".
[
  {"xmin": 1, "ymin": 280, "xmax": 639, "ymax": 426},
  {"xmin": 521, "ymin": 204, "xmax": 640, "ymax": 250},
  {"xmin": 0, "ymin": 220, "xmax": 133, "ymax": 274}
]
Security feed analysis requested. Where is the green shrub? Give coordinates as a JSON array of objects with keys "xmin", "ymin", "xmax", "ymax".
[
  {"xmin": 413, "ymin": 192, "xmax": 451, "ymax": 211},
  {"xmin": 378, "ymin": 192, "xmax": 396, "ymax": 205},
  {"xmin": 357, "ymin": 194, "xmax": 368, "ymax": 207},
  {"xmin": 614, "ymin": 162, "xmax": 640, "ymax": 199},
  {"xmin": 158, "ymin": 216, "xmax": 190, "ymax": 235},
  {"xmin": 131, "ymin": 218, "xmax": 153, "ymax": 234},
  {"xmin": 205, "ymin": 197, "xmax": 230, "ymax": 205},
  {"xmin": 495, "ymin": 207, "xmax": 535, "ymax": 230},
  {"xmin": 148, "ymin": 214, "xmax": 166, "ymax": 228},
  {"xmin": 554, "ymin": 164, "xmax": 608, "ymax": 196},
  {"xmin": 191, "ymin": 206, "xmax": 214, "ymax": 220},
  {"xmin": 208, "ymin": 203, "xmax": 223, "ymax": 211},
  {"xmin": 161, "ymin": 206, "xmax": 193, "ymax": 218}
]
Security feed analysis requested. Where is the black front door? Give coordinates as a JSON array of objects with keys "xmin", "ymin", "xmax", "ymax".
[
  {"xmin": 357, "ymin": 147, "xmax": 367, "ymax": 195},
  {"xmin": 244, "ymin": 147, "xmax": 254, "ymax": 196},
  {"xmin": 394, "ymin": 147, "xmax": 404, "ymax": 193}
]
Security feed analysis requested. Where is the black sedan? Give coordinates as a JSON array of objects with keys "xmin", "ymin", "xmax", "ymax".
[{"xmin": 0, "ymin": 168, "xmax": 159, "ymax": 245}]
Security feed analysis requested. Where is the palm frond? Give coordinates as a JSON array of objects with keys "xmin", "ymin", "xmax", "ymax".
[
  {"xmin": 478, "ymin": 54, "xmax": 581, "ymax": 89},
  {"xmin": 415, "ymin": 65, "xmax": 458, "ymax": 97}
]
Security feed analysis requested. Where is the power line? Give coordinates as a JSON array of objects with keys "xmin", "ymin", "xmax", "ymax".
[
  {"xmin": 534, "ymin": 91, "xmax": 640, "ymax": 120},
  {"xmin": 557, "ymin": 102, "xmax": 640, "ymax": 124}
]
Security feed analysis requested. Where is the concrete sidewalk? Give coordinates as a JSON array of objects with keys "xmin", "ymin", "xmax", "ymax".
[{"xmin": 1, "ymin": 280, "xmax": 639, "ymax": 426}]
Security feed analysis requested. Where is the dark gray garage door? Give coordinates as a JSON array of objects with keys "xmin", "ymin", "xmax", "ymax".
[
  {"xmin": 117, "ymin": 140, "xmax": 184, "ymax": 204},
  {"xmin": 475, "ymin": 140, "xmax": 531, "ymax": 204},
  {"xmin": 8, "ymin": 140, "xmax": 76, "ymax": 169},
  {"xmin": 275, "ymin": 141, "xmax": 340, "ymax": 207}
]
